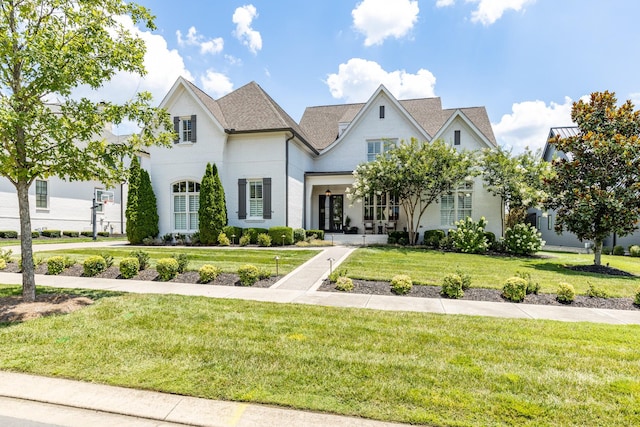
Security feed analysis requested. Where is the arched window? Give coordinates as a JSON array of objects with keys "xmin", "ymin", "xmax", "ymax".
[{"xmin": 172, "ymin": 180, "xmax": 200, "ymax": 231}]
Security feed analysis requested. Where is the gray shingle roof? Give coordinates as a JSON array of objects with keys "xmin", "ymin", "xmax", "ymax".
[{"xmin": 183, "ymin": 78, "xmax": 497, "ymax": 152}]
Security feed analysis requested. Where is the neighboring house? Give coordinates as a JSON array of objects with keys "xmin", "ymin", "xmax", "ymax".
[
  {"xmin": 0, "ymin": 124, "xmax": 145, "ymax": 234},
  {"xmin": 531, "ymin": 126, "xmax": 640, "ymax": 249},
  {"xmin": 151, "ymin": 77, "xmax": 502, "ymax": 240}
]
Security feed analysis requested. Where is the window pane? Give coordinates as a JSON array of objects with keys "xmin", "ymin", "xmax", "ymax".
[
  {"xmin": 189, "ymin": 194, "xmax": 199, "ymax": 212},
  {"xmin": 182, "ymin": 119, "xmax": 192, "ymax": 141},
  {"xmin": 457, "ymin": 191, "xmax": 472, "ymax": 221},
  {"xmin": 249, "ymin": 200, "xmax": 263, "ymax": 217},
  {"xmin": 367, "ymin": 141, "xmax": 381, "ymax": 162},
  {"xmin": 36, "ymin": 180, "xmax": 47, "ymax": 209},
  {"xmin": 189, "ymin": 213, "xmax": 199, "ymax": 230},
  {"xmin": 363, "ymin": 194, "xmax": 374, "ymax": 221},
  {"xmin": 175, "ymin": 213, "xmax": 187, "ymax": 230},
  {"xmin": 440, "ymin": 194, "xmax": 454, "ymax": 226},
  {"xmin": 248, "ymin": 180, "xmax": 263, "ymax": 218},
  {"xmin": 174, "ymin": 195, "xmax": 186, "ymax": 212}
]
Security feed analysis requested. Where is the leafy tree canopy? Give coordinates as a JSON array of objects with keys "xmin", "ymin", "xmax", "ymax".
[
  {"xmin": 544, "ymin": 91, "xmax": 640, "ymax": 265},
  {"xmin": 347, "ymin": 138, "xmax": 475, "ymax": 245},
  {"xmin": 0, "ymin": 0, "xmax": 174, "ymax": 300}
]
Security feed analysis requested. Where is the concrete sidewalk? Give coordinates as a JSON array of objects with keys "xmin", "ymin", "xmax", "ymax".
[{"xmin": 0, "ymin": 371, "xmax": 404, "ymax": 427}]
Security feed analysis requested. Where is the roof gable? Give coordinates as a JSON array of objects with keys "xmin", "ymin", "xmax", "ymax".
[{"xmin": 434, "ymin": 108, "xmax": 497, "ymax": 148}]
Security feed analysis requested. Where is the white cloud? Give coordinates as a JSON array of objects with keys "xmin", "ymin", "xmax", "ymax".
[
  {"xmin": 233, "ymin": 5, "xmax": 262, "ymax": 54},
  {"xmin": 629, "ymin": 92, "xmax": 640, "ymax": 106},
  {"xmin": 201, "ymin": 71, "xmax": 234, "ymax": 98},
  {"xmin": 492, "ymin": 97, "xmax": 575, "ymax": 153},
  {"xmin": 352, "ymin": 0, "xmax": 419, "ymax": 46},
  {"xmin": 436, "ymin": 0, "xmax": 535, "ymax": 26},
  {"xmin": 176, "ymin": 26, "xmax": 223, "ymax": 55},
  {"xmin": 326, "ymin": 58, "xmax": 436, "ymax": 103}
]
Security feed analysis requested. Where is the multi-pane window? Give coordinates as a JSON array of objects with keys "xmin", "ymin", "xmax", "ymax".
[
  {"xmin": 249, "ymin": 180, "xmax": 263, "ymax": 218},
  {"xmin": 35, "ymin": 180, "xmax": 48, "ymax": 209},
  {"xmin": 363, "ymin": 191, "xmax": 399, "ymax": 221},
  {"xmin": 366, "ymin": 139, "xmax": 397, "ymax": 162},
  {"xmin": 173, "ymin": 180, "xmax": 200, "ymax": 231},
  {"xmin": 440, "ymin": 182, "xmax": 474, "ymax": 226},
  {"xmin": 181, "ymin": 118, "xmax": 192, "ymax": 142}
]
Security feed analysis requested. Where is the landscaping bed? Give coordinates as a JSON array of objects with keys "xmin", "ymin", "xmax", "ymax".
[{"xmin": 319, "ymin": 278, "xmax": 640, "ymax": 311}]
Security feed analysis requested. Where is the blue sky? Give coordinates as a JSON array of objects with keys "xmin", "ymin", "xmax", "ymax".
[{"xmin": 105, "ymin": 0, "xmax": 640, "ymax": 152}]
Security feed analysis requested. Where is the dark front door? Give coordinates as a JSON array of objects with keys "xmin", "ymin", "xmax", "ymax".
[{"xmin": 319, "ymin": 195, "xmax": 343, "ymax": 231}]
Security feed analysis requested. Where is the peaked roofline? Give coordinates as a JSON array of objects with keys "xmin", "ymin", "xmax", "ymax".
[
  {"xmin": 320, "ymin": 84, "xmax": 432, "ymax": 154},
  {"xmin": 434, "ymin": 109, "xmax": 497, "ymax": 148}
]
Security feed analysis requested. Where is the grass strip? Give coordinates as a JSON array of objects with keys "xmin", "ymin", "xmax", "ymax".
[{"xmin": 0, "ymin": 287, "xmax": 638, "ymax": 426}]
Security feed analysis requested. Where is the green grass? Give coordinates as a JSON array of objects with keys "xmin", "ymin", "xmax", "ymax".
[
  {"xmin": 0, "ymin": 287, "xmax": 638, "ymax": 426},
  {"xmin": 340, "ymin": 247, "xmax": 640, "ymax": 297},
  {"xmin": 33, "ymin": 247, "xmax": 319, "ymax": 276},
  {"xmin": 0, "ymin": 236, "xmax": 126, "ymax": 247}
]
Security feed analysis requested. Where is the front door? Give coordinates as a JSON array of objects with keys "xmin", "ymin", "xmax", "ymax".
[{"xmin": 319, "ymin": 195, "xmax": 343, "ymax": 231}]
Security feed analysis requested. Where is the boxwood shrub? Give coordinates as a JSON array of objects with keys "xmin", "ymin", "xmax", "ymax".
[
  {"xmin": 441, "ymin": 273, "xmax": 464, "ymax": 299},
  {"xmin": 119, "ymin": 257, "xmax": 140, "ymax": 279},
  {"xmin": 502, "ymin": 277, "xmax": 528, "ymax": 302},
  {"xmin": 222, "ymin": 226, "xmax": 243, "ymax": 243},
  {"xmin": 156, "ymin": 258, "xmax": 179, "ymax": 281},
  {"xmin": 243, "ymin": 228, "xmax": 269, "ymax": 244},
  {"xmin": 41, "ymin": 229, "xmax": 62, "ymax": 238},
  {"xmin": 269, "ymin": 226, "xmax": 294, "ymax": 245},
  {"xmin": 47, "ymin": 256, "xmax": 66, "ymax": 275},
  {"xmin": 238, "ymin": 264, "xmax": 259, "ymax": 286},
  {"xmin": 257, "ymin": 233, "xmax": 272, "ymax": 247},
  {"xmin": 293, "ymin": 228, "xmax": 306, "ymax": 243},
  {"xmin": 83, "ymin": 255, "xmax": 107, "ymax": 277},
  {"xmin": 335, "ymin": 276, "xmax": 354, "ymax": 292},
  {"xmin": 199, "ymin": 265, "xmax": 221, "ymax": 283},
  {"xmin": 388, "ymin": 231, "xmax": 410, "ymax": 245},
  {"xmin": 0, "ymin": 231, "xmax": 18, "ymax": 239},
  {"xmin": 63, "ymin": 231, "xmax": 80, "ymax": 237},
  {"xmin": 424, "ymin": 229, "xmax": 445, "ymax": 248},
  {"xmin": 557, "ymin": 282, "xmax": 575, "ymax": 304},
  {"xmin": 391, "ymin": 274, "xmax": 413, "ymax": 295}
]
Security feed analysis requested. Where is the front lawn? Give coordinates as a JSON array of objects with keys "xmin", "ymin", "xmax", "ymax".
[
  {"xmin": 340, "ymin": 247, "xmax": 640, "ymax": 297},
  {"xmin": 32, "ymin": 247, "xmax": 319, "ymax": 276},
  {"xmin": 0, "ymin": 287, "xmax": 638, "ymax": 426},
  {"xmin": 0, "ymin": 236, "xmax": 127, "ymax": 247}
]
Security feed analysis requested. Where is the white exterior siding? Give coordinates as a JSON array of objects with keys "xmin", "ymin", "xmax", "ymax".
[{"xmin": 287, "ymin": 140, "xmax": 314, "ymax": 229}]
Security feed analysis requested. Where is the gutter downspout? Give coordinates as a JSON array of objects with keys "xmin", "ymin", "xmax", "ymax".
[{"xmin": 285, "ymin": 132, "xmax": 295, "ymax": 227}]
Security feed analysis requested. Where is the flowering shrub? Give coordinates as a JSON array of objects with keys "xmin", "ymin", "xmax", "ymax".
[
  {"xmin": 503, "ymin": 223, "xmax": 544, "ymax": 255},
  {"xmin": 449, "ymin": 216, "xmax": 488, "ymax": 254}
]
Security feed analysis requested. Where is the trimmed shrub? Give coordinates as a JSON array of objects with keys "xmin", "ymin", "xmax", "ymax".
[
  {"xmin": 199, "ymin": 264, "xmax": 221, "ymax": 283},
  {"xmin": 503, "ymin": 223, "xmax": 544, "ymax": 255},
  {"xmin": 293, "ymin": 228, "xmax": 306, "ymax": 243},
  {"xmin": 484, "ymin": 231, "xmax": 497, "ymax": 250},
  {"xmin": 424, "ymin": 230, "xmax": 446, "ymax": 248},
  {"xmin": 126, "ymin": 157, "xmax": 159, "ymax": 244},
  {"xmin": 97, "ymin": 231, "xmax": 110, "ymax": 237},
  {"xmin": 243, "ymin": 228, "xmax": 268, "ymax": 244},
  {"xmin": 100, "ymin": 252, "xmax": 114, "ymax": 268},
  {"xmin": 391, "ymin": 274, "xmax": 413, "ymax": 295},
  {"xmin": 238, "ymin": 264, "xmax": 260, "ymax": 286},
  {"xmin": 335, "ymin": 276, "xmax": 354, "ymax": 292},
  {"xmin": 31, "ymin": 231, "xmax": 40, "ymax": 238},
  {"xmin": 129, "ymin": 250, "xmax": 150, "ymax": 271},
  {"xmin": 449, "ymin": 217, "xmax": 488, "ymax": 254},
  {"xmin": 81, "ymin": 231, "xmax": 93, "ymax": 237},
  {"xmin": 217, "ymin": 232, "xmax": 231, "ymax": 246},
  {"xmin": 156, "ymin": 258, "xmax": 179, "ymax": 281},
  {"xmin": 269, "ymin": 226, "xmax": 294, "ymax": 246},
  {"xmin": 47, "ymin": 256, "xmax": 66, "ymax": 275},
  {"xmin": 0, "ymin": 231, "xmax": 18, "ymax": 238},
  {"xmin": 602, "ymin": 246, "xmax": 612, "ymax": 255},
  {"xmin": 328, "ymin": 268, "xmax": 347, "ymax": 283},
  {"xmin": 613, "ymin": 245, "xmax": 625, "ymax": 256},
  {"xmin": 305, "ymin": 229, "xmax": 325, "ymax": 240},
  {"xmin": 635, "ymin": 287, "xmax": 640, "ymax": 306},
  {"xmin": 502, "ymin": 277, "xmax": 528, "ymax": 302},
  {"xmin": 257, "ymin": 233, "xmax": 272, "ymax": 247},
  {"xmin": 388, "ymin": 231, "xmax": 410, "ymax": 245},
  {"xmin": 222, "ymin": 226, "xmax": 242, "ymax": 243},
  {"xmin": 63, "ymin": 231, "xmax": 79, "ymax": 237},
  {"xmin": 0, "ymin": 259, "xmax": 5, "ymax": 270},
  {"xmin": 515, "ymin": 271, "xmax": 539, "ymax": 295},
  {"xmin": 239, "ymin": 234, "xmax": 251, "ymax": 246},
  {"xmin": 83, "ymin": 255, "xmax": 107, "ymax": 277},
  {"xmin": 557, "ymin": 282, "xmax": 575, "ymax": 304},
  {"xmin": 257, "ymin": 267, "xmax": 271, "ymax": 280},
  {"xmin": 41, "ymin": 229, "xmax": 62, "ymax": 238},
  {"xmin": 587, "ymin": 283, "xmax": 609, "ymax": 298},
  {"xmin": 441, "ymin": 274, "xmax": 464, "ymax": 299},
  {"xmin": 456, "ymin": 269, "xmax": 472, "ymax": 290},
  {"xmin": 119, "ymin": 257, "xmax": 140, "ymax": 279},
  {"xmin": 171, "ymin": 253, "xmax": 189, "ymax": 273},
  {"xmin": 629, "ymin": 245, "xmax": 640, "ymax": 257}
]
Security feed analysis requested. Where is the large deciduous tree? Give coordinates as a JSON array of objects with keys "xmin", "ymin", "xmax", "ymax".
[
  {"xmin": 347, "ymin": 138, "xmax": 475, "ymax": 245},
  {"xmin": 544, "ymin": 91, "xmax": 640, "ymax": 265},
  {"xmin": 481, "ymin": 147, "xmax": 549, "ymax": 234},
  {"xmin": 0, "ymin": 0, "xmax": 174, "ymax": 301}
]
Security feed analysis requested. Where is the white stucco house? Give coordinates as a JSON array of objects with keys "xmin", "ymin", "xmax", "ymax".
[
  {"xmin": 150, "ymin": 77, "xmax": 502, "ymax": 240},
  {"xmin": 0, "ymin": 125, "xmax": 147, "ymax": 235}
]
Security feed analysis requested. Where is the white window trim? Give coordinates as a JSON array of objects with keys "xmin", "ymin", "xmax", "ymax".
[
  {"xmin": 248, "ymin": 179, "xmax": 264, "ymax": 220},
  {"xmin": 366, "ymin": 138, "xmax": 397, "ymax": 162},
  {"xmin": 440, "ymin": 182, "xmax": 474, "ymax": 226},
  {"xmin": 35, "ymin": 179, "xmax": 49, "ymax": 210},
  {"xmin": 178, "ymin": 116, "xmax": 193, "ymax": 144},
  {"xmin": 172, "ymin": 180, "xmax": 200, "ymax": 232}
]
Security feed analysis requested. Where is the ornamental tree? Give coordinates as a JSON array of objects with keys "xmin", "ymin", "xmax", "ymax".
[
  {"xmin": 481, "ymin": 147, "xmax": 550, "ymax": 234},
  {"xmin": 0, "ymin": 1, "xmax": 174, "ymax": 301},
  {"xmin": 347, "ymin": 138, "xmax": 475, "ymax": 245},
  {"xmin": 198, "ymin": 163, "xmax": 227, "ymax": 245},
  {"xmin": 544, "ymin": 91, "xmax": 640, "ymax": 265},
  {"xmin": 125, "ymin": 161, "xmax": 158, "ymax": 244}
]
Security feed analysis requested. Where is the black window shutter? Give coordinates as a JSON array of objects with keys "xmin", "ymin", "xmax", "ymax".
[
  {"xmin": 190, "ymin": 115, "xmax": 197, "ymax": 142},
  {"xmin": 263, "ymin": 178, "xmax": 272, "ymax": 219},
  {"xmin": 173, "ymin": 116, "xmax": 180, "ymax": 143},
  {"xmin": 238, "ymin": 179, "xmax": 247, "ymax": 219}
]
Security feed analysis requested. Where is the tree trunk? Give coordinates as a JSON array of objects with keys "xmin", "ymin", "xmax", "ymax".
[
  {"xmin": 593, "ymin": 238, "xmax": 603, "ymax": 266},
  {"xmin": 16, "ymin": 179, "xmax": 36, "ymax": 302}
]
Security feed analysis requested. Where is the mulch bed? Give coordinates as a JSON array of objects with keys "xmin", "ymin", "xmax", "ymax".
[{"xmin": 318, "ymin": 279, "xmax": 640, "ymax": 311}]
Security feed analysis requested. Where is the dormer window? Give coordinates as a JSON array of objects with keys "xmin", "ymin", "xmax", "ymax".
[
  {"xmin": 379, "ymin": 105, "xmax": 385, "ymax": 119},
  {"xmin": 173, "ymin": 115, "xmax": 197, "ymax": 143}
]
